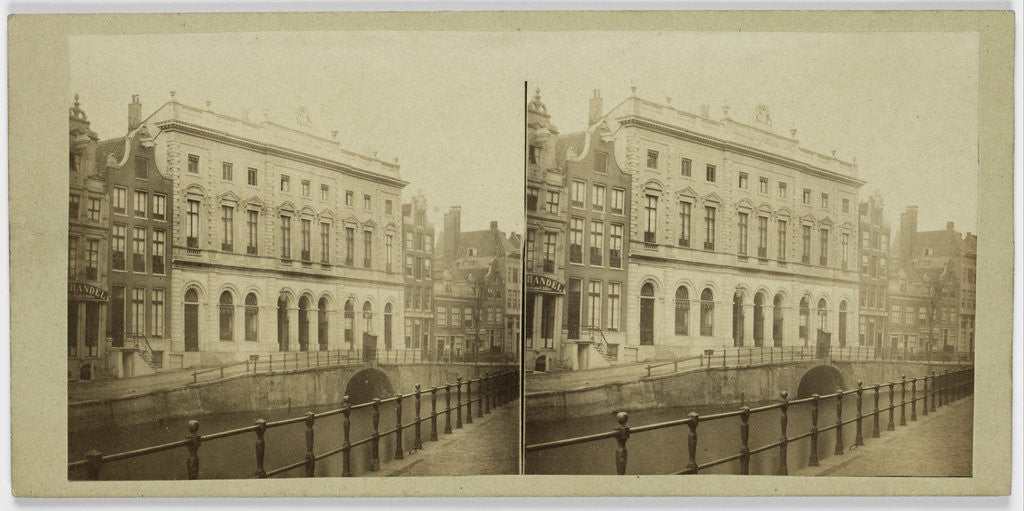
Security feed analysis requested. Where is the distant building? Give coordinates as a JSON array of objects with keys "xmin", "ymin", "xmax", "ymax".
[
  {"xmin": 68, "ymin": 95, "xmax": 110, "ymax": 380},
  {"xmin": 958, "ymin": 233, "xmax": 976, "ymax": 353},
  {"xmin": 96, "ymin": 95, "xmax": 175, "ymax": 377},
  {"xmin": 857, "ymin": 194, "xmax": 890, "ymax": 350},
  {"xmin": 401, "ymin": 193, "xmax": 434, "ymax": 352},
  {"xmin": 525, "ymin": 90, "xmax": 568, "ymax": 371}
]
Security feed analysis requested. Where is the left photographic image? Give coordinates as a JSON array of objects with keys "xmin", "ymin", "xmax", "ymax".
[{"xmin": 65, "ymin": 32, "xmax": 522, "ymax": 480}]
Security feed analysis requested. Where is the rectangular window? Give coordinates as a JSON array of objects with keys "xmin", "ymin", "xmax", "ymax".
[
  {"xmin": 321, "ymin": 222, "xmax": 331, "ymax": 263},
  {"xmin": 589, "ymin": 221, "xmax": 604, "ymax": 266},
  {"xmin": 131, "ymin": 287, "xmax": 145, "ymax": 335},
  {"xmin": 569, "ymin": 218, "xmax": 584, "ymax": 264},
  {"xmin": 819, "ymin": 228, "xmax": 829, "ymax": 266},
  {"xmin": 247, "ymin": 210, "xmax": 259, "ymax": 255},
  {"xmin": 759, "ymin": 177, "xmax": 768, "ymax": 194},
  {"xmin": 821, "ymin": 193, "xmax": 829, "ymax": 209},
  {"xmin": 592, "ymin": 184, "xmax": 606, "ymax": 211},
  {"xmin": 679, "ymin": 203, "xmax": 694, "ymax": 247},
  {"xmin": 280, "ymin": 175, "xmax": 290, "ymax": 192},
  {"xmin": 405, "ymin": 256, "xmax": 413, "ymax": 277},
  {"xmin": 280, "ymin": 216, "xmax": 291, "ymax": 258},
  {"xmin": 363, "ymin": 194, "xmax": 372, "ymax": 210},
  {"xmin": 644, "ymin": 194, "xmax": 657, "ymax": 243},
  {"xmin": 68, "ymin": 236, "xmax": 79, "ymax": 276},
  {"xmin": 345, "ymin": 190, "xmax": 353, "ymax": 206},
  {"xmin": 112, "ymin": 186, "xmax": 127, "ymax": 214},
  {"xmin": 737, "ymin": 212, "xmax": 748, "ymax": 255},
  {"xmin": 610, "ymin": 224, "xmax": 623, "ymax": 268},
  {"xmin": 777, "ymin": 220, "xmax": 788, "ymax": 261},
  {"xmin": 758, "ymin": 216, "xmax": 768, "ymax": 258},
  {"xmin": 135, "ymin": 156, "xmax": 150, "ymax": 179},
  {"xmin": 680, "ymin": 158, "xmax": 692, "ymax": 177},
  {"xmin": 423, "ymin": 258, "xmax": 430, "ymax": 279},
  {"xmin": 385, "ymin": 234, "xmax": 394, "ymax": 272},
  {"xmin": 69, "ymin": 195, "xmax": 80, "ymax": 220},
  {"xmin": 611, "ymin": 188, "xmax": 624, "ymax": 215},
  {"xmin": 543, "ymin": 232, "xmax": 557, "ymax": 272},
  {"xmin": 111, "ymin": 224, "xmax": 126, "ymax": 271},
  {"xmin": 546, "ymin": 190, "xmax": 560, "ymax": 214},
  {"xmin": 321, "ymin": 184, "xmax": 329, "ymax": 201},
  {"xmin": 706, "ymin": 164, "xmax": 716, "ymax": 182},
  {"xmin": 738, "ymin": 172, "xmax": 748, "ymax": 189},
  {"xmin": 247, "ymin": 167, "xmax": 258, "ymax": 186},
  {"xmin": 594, "ymin": 150, "xmax": 608, "ymax": 173},
  {"xmin": 363, "ymin": 230, "xmax": 373, "ymax": 268},
  {"xmin": 801, "ymin": 225, "xmax": 811, "ymax": 263},
  {"xmin": 301, "ymin": 219, "xmax": 311, "ymax": 261},
  {"xmin": 187, "ymin": 154, "xmax": 199, "ymax": 174},
  {"xmin": 526, "ymin": 187, "xmax": 539, "ymax": 212},
  {"xmin": 129, "ymin": 227, "xmax": 145, "ymax": 273},
  {"xmin": 587, "ymin": 281, "xmax": 602, "ymax": 328},
  {"xmin": 608, "ymin": 282, "xmax": 621, "ymax": 330},
  {"xmin": 221, "ymin": 206, "xmax": 234, "ymax": 252},
  {"xmin": 134, "ymin": 190, "xmax": 147, "ymax": 217},
  {"xmin": 404, "ymin": 232, "xmax": 413, "ymax": 250},
  {"xmin": 222, "ymin": 162, "xmax": 233, "ymax": 181},
  {"xmin": 88, "ymin": 198, "xmax": 101, "ymax": 221},
  {"xmin": 151, "ymin": 288, "xmax": 164, "ymax": 337},
  {"xmin": 528, "ymin": 145, "xmax": 539, "ymax": 164},
  {"xmin": 525, "ymin": 229, "xmax": 535, "ymax": 271},
  {"xmin": 345, "ymin": 227, "xmax": 354, "ymax": 265},
  {"xmin": 647, "ymin": 149, "xmax": 659, "ymax": 169},
  {"xmin": 704, "ymin": 206, "xmax": 716, "ymax": 250},
  {"xmin": 890, "ymin": 305, "xmax": 900, "ymax": 323},
  {"xmin": 571, "ymin": 181, "xmax": 585, "ymax": 208},
  {"xmin": 385, "ymin": 200, "xmax": 393, "ymax": 215},
  {"xmin": 842, "ymin": 232, "xmax": 850, "ymax": 270},
  {"xmin": 86, "ymin": 239, "xmax": 99, "ymax": 280},
  {"xmin": 802, "ymin": 188, "xmax": 811, "ymax": 205},
  {"xmin": 842, "ymin": 198, "xmax": 850, "ymax": 213},
  {"xmin": 152, "ymin": 194, "xmax": 166, "ymax": 221},
  {"xmin": 437, "ymin": 306, "xmax": 447, "ymax": 326},
  {"xmin": 778, "ymin": 182, "xmax": 787, "ymax": 198},
  {"xmin": 302, "ymin": 180, "xmax": 310, "ymax": 197},
  {"xmin": 425, "ymin": 234, "xmax": 433, "ymax": 253},
  {"xmin": 152, "ymin": 230, "xmax": 165, "ymax": 275}
]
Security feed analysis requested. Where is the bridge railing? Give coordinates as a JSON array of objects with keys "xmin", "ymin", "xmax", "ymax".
[
  {"xmin": 526, "ymin": 366, "xmax": 974, "ymax": 475},
  {"xmin": 69, "ymin": 369, "xmax": 520, "ymax": 480}
]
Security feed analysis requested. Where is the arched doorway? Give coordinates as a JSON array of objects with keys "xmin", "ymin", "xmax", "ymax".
[
  {"xmin": 772, "ymin": 294, "xmax": 784, "ymax": 347},
  {"xmin": 317, "ymin": 297, "xmax": 329, "ymax": 351},
  {"xmin": 298, "ymin": 295, "xmax": 310, "ymax": 351},
  {"xmin": 732, "ymin": 290, "xmax": 745, "ymax": 347},
  {"xmin": 244, "ymin": 293, "xmax": 259, "ymax": 342},
  {"xmin": 184, "ymin": 288, "xmax": 199, "ymax": 352},
  {"xmin": 277, "ymin": 295, "xmax": 289, "ymax": 352},
  {"xmin": 674, "ymin": 286, "xmax": 689, "ymax": 336},
  {"xmin": 838, "ymin": 301, "xmax": 848, "ymax": 348},
  {"xmin": 383, "ymin": 303, "xmax": 393, "ymax": 350},
  {"xmin": 799, "ymin": 296, "xmax": 810, "ymax": 346},
  {"xmin": 219, "ymin": 291, "xmax": 234, "ymax": 341},
  {"xmin": 753, "ymin": 292, "xmax": 765, "ymax": 347},
  {"xmin": 700, "ymin": 288, "xmax": 714, "ymax": 336},
  {"xmin": 639, "ymin": 283, "xmax": 654, "ymax": 345}
]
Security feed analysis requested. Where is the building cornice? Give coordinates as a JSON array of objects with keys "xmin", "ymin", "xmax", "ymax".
[
  {"xmin": 619, "ymin": 116, "xmax": 867, "ymax": 188},
  {"xmin": 629, "ymin": 251, "xmax": 861, "ymax": 286},
  {"xmin": 156, "ymin": 120, "xmax": 409, "ymax": 190},
  {"xmin": 172, "ymin": 258, "xmax": 405, "ymax": 287}
]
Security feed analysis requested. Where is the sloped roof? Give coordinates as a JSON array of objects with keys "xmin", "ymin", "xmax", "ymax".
[
  {"xmin": 555, "ymin": 130, "xmax": 588, "ymax": 168},
  {"xmin": 94, "ymin": 137, "xmax": 126, "ymax": 170},
  {"xmin": 914, "ymin": 229, "xmax": 962, "ymax": 258}
]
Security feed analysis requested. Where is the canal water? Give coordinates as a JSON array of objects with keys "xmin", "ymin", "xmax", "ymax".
[
  {"xmin": 525, "ymin": 397, "xmax": 884, "ymax": 475},
  {"xmin": 69, "ymin": 399, "xmax": 454, "ymax": 480}
]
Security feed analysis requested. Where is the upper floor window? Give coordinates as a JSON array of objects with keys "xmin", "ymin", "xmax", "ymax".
[
  {"xmin": 759, "ymin": 177, "xmax": 768, "ymax": 194},
  {"xmin": 133, "ymin": 190, "xmax": 147, "ymax": 218},
  {"xmin": 88, "ymin": 198, "xmax": 101, "ymax": 221},
  {"xmin": 320, "ymin": 184, "xmax": 329, "ymax": 201},
  {"xmin": 592, "ymin": 184, "xmax": 606, "ymax": 211},
  {"xmin": 610, "ymin": 188, "xmax": 624, "ymax": 215},
  {"xmin": 301, "ymin": 180, "xmax": 311, "ymax": 197},
  {"xmin": 152, "ymin": 194, "xmax": 166, "ymax": 221},
  {"xmin": 643, "ymin": 194, "xmax": 657, "ymax": 242},
  {"xmin": 802, "ymin": 188, "xmax": 811, "ymax": 205},
  {"xmin": 345, "ymin": 190, "xmax": 354, "ymax": 206},
  {"xmin": 680, "ymin": 158, "xmax": 692, "ymax": 177},
  {"xmin": 820, "ymin": 193, "xmax": 829, "ymax": 209},
  {"xmin": 738, "ymin": 172, "xmax": 748, "ymax": 189},
  {"xmin": 646, "ymin": 150, "xmax": 659, "ymax": 169},
  {"xmin": 135, "ymin": 156, "xmax": 148, "ymax": 180},
  {"xmin": 528, "ymin": 145, "xmax": 540, "ymax": 164},
  {"xmin": 247, "ymin": 167, "xmax": 258, "ymax": 186},
  {"xmin": 112, "ymin": 186, "xmax": 127, "ymax": 215},
  {"xmin": 186, "ymin": 200, "xmax": 200, "ymax": 248},
  {"xmin": 363, "ymin": 194, "xmax": 372, "ymax": 210},
  {"xmin": 280, "ymin": 175, "xmax": 290, "ymax": 192},
  {"xmin": 571, "ymin": 180, "xmax": 586, "ymax": 208},
  {"xmin": 69, "ymin": 195, "xmax": 80, "ymax": 220},
  {"xmin": 546, "ymin": 190, "xmax": 560, "ymax": 214},
  {"xmin": 385, "ymin": 200, "xmax": 393, "ymax": 215},
  {"xmin": 594, "ymin": 151, "xmax": 608, "ymax": 173},
  {"xmin": 187, "ymin": 154, "xmax": 199, "ymax": 174},
  {"xmin": 778, "ymin": 182, "xmax": 787, "ymax": 198},
  {"xmin": 706, "ymin": 164, "xmax": 716, "ymax": 182},
  {"xmin": 222, "ymin": 162, "xmax": 233, "ymax": 181},
  {"xmin": 842, "ymin": 198, "xmax": 850, "ymax": 213},
  {"xmin": 526, "ymin": 187, "xmax": 539, "ymax": 212}
]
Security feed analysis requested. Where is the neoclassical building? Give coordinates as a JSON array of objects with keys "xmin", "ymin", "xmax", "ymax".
[
  {"xmin": 141, "ymin": 94, "xmax": 407, "ymax": 367},
  {"xmin": 599, "ymin": 91, "xmax": 863, "ymax": 361}
]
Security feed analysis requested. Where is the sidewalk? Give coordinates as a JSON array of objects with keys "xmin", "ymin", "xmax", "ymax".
[
  {"xmin": 378, "ymin": 401, "xmax": 519, "ymax": 476},
  {"xmin": 792, "ymin": 395, "xmax": 974, "ymax": 477}
]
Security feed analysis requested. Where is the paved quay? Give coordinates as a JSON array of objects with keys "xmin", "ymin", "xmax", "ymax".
[
  {"xmin": 68, "ymin": 367, "xmax": 250, "ymax": 403},
  {"xmin": 792, "ymin": 395, "xmax": 974, "ymax": 477},
  {"xmin": 377, "ymin": 400, "xmax": 520, "ymax": 477}
]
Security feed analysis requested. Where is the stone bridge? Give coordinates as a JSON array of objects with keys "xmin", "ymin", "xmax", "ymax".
[
  {"xmin": 525, "ymin": 358, "xmax": 968, "ymax": 423},
  {"xmin": 70, "ymin": 362, "xmax": 515, "ymax": 434}
]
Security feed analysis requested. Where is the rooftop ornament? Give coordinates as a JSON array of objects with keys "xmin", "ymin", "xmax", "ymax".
[{"xmin": 528, "ymin": 88, "xmax": 547, "ymax": 114}]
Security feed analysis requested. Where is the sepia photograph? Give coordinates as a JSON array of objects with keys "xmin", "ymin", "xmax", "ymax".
[
  {"xmin": 64, "ymin": 31, "xmax": 522, "ymax": 480},
  {"xmin": 524, "ymin": 32, "xmax": 983, "ymax": 477}
]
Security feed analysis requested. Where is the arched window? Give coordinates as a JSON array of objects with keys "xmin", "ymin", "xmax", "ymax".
[
  {"xmin": 732, "ymin": 291, "xmax": 745, "ymax": 347},
  {"xmin": 184, "ymin": 288, "xmax": 199, "ymax": 352},
  {"xmin": 700, "ymin": 288, "xmax": 714, "ymax": 336},
  {"xmin": 298, "ymin": 295, "xmax": 311, "ymax": 351},
  {"xmin": 362, "ymin": 301, "xmax": 373, "ymax": 334},
  {"xmin": 639, "ymin": 283, "xmax": 655, "ymax": 345},
  {"xmin": 277, "ymin": 295, "xmax": 289, "ymax": 352},
  {"xmin": 245, "ymin": 293, "xmax": 258, "ymax": 342},
  {"xmin": 317, "ymin": 297, "xmax": 328, "ymax": 351},
  {"xmin": 817, "ymin": 298, "xmax": 828, "ymax": 331},
  {"xmin": 753, "ymin": 292, "xmax": 766, "ymax": 347},
  {"xmin": 799, "ymin": 296, "xmax": 810, "ymax": 344},
  {"xmin": 674, "ymin": 286, "xmax": 689, "ymax": 335},
  {"xmin": 384, "ymin": 303, "xmax": 393, "ymax": 350},
  {"xmin": 838, "ymin": 301, "xmax": 848, "ymax": 347},
  {"xmin": 772, "ymin": 294, "xmax": 784, "ymax": 347},
  {"xmin": 344, "ymin": 300, "xmax": 354, "ymax": 348},
  {"xmin": 219, "ymin": 291, "xmax": 234, "ymax": 341}
]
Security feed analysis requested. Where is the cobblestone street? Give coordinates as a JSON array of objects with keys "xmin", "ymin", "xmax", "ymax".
[
  {"xmin": 793, "ymin": 395, "xmax": 973, "ymax": 477},
  {"xmin": 379, "ymin": 401, "xmax": 520, "ymax": 477}
]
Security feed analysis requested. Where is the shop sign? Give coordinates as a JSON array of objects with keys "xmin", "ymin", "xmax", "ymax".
[
  {"xmin": 68, "ymin": 281, "xmax": 109, "ymax": 301},
  {"xmin": 526, "ymin": 274, "xmax": 565, "ymax": 293}
]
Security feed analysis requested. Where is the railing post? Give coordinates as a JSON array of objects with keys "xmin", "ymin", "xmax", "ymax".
[
  {"xmin": 922, "ymin": 374, "xmax": 929, "ymax": 416},
  {"xmin": 476, "ymin": 378, "xmax": 485, "ymax": 419},
  {"xmin": 430, "ymin": 386, "xmax": 439, "ymax": 441},
  {"xmin": 186, "ymin": 420, "xmax": 201, "ymax": 480},
  {"xmin": 930, "ymin": 370, "xmax": 938, "ymax": 412},
  {"xmin": 899, "ymin": 375, "xmax": 907, "ymax": 426},
  {"xmin": 444, "ymin": 384, "xmax": 453, "ymax": 434},
  {"xmin": 685, "ymin": 412, "xmax": 699, "ymax": 474},
  {"xmin": 341, "ymin": 396, "xmax": 352, "ymax": 477},
  {"xmin": 809, "ymin": 395, "xmax": 820, "ymax": 467},
  {"xmin": 85, "ymin": 449, "xmax": 103, "ymax": 481},
  {"xmin": 872, "ymin": 384, "xmax": 880, "ymax": 438},
  {"xmin": 370, "ymin": 398, "xmax": 381, "ymax": 471},
  {"xmin": 456, "ymin": 378, "xmax": 463, "ymax": 429},
  {"xmin": 834, "ymin": 390, "xmax": 844, "ymax": 456},
  {"xmin": 646, "ymin": 365, "xmax": 651, "ymax": 378},
  {"xmin": 413, "ymin": 385, "xmax": 423, "ymax": 450},
  {"xmin": 779, "ymin": 391, "xmax": 789, "ymax": 475},
  {"xmin": 484, "ymin": 373, "xmax": 491, "ymax": 414},
  {"xmin": 614, "ymin": 412, "xmax": 630, "ymax": 475},
  {"xmin": 395, "ymin": 394, "xmax": 404, "ymax": 460},
  {"xmin": 739, "ymin": 406, "xmax": 751, "ymax": 475},
  {"xmin": 855, "ymin": 381, "xmax": 864, "ymax": 446},
  {"xmin": 304, "ymin": 411, "xmax": 316, "ymax": 477},
  {"xmin": 941, "ymin": 369, "xmax": 948, "ymax": 406},
  {"xmin": 466, "ymin": 379, "xmax": 473, "ymax": 424},
  {"xmin": 887, "ymin": 382, "xmax": 896, "ymax": 431},
  {"xmin": 911, "ymin": 378, "xmax": 918, "ymax": 421},
  {"xmin": 722, "ymin": 350, "xmax": 726, "ymax": 368},
  {"xmin": 253, "ymin": 418, "xmax": 267, "ymax": 478}
]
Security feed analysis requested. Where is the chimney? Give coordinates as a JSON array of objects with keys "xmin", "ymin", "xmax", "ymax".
[
  {"xmin": 490, "ymin": 221, "xmax": 498, "ymax": 231},
  {"xmin": 588, "ymin": 89, "xmax": 603, "ymax": 127},
  {"xmin": 899, "ymin": 205, "xmax": 918, "ymax": 263},
  {"xmin": 128, "ymin": 94, "xmax": 142, "ymax": 131},
  {"xmin": 946, "ymin": 221, "xmax": 955, "ymax": 231}
]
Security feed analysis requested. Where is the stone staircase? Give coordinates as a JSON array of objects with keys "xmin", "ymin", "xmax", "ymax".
[{"xmin": 587, "ymin": 327, "xmax": 617, "ymax": 364}]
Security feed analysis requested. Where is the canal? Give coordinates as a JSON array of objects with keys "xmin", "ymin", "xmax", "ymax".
[
  {"xmin": 526, "ymin": 396, "xmax": 884, "ymax": 475},
  {"xmin": 69, "ymin": 399, "xmax": 447, "ymax": 480}
]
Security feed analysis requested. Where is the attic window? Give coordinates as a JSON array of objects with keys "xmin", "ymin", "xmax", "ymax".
[{"xmin": 467, "ymin": 248, "xmax": 477, "ymax": 256}]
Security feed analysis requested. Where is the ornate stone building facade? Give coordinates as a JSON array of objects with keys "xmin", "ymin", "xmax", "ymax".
[
  {"xmin": 604, "ymin": 91, "xmax": 864, "ymax": 360},
  {"xmin": 142, "ymin": 95, "xmax": 407, "ymax": 367}
]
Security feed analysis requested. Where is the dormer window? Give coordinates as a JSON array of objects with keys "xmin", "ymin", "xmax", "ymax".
[{"xmin": 647, "ymin": 150, "xmax": 659, "ymax": 169}]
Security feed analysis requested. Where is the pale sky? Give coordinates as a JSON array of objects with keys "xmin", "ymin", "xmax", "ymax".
[
  {"xmin": 71, "ymin": 31, "xmax": 979, "ymax": 238},
  {"xmin": 528, "ymin": 31, "xmax": 979, "ymax": 236}
]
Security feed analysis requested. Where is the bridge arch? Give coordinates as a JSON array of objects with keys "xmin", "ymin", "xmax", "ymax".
[
  {"xmin": 345, "ymin": 368, "xmax": 394, "ymax": 404},
  {"xmin": 797, "ymin": 365, "xmax": 845, "ymax": 399}
]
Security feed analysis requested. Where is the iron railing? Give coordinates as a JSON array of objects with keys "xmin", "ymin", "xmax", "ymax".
[
  {"xmin": 525, "ymin": 366, "xmax": 974, "ymax": 475},
  {"xmin": 69, "ymin": 370, "xmax": 519, "ymax": 480}
]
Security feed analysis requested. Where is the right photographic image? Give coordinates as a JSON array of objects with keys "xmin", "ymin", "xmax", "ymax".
[{"xmin": 523, "ymin": 32, "xmax": 978, "ymax": 477}]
